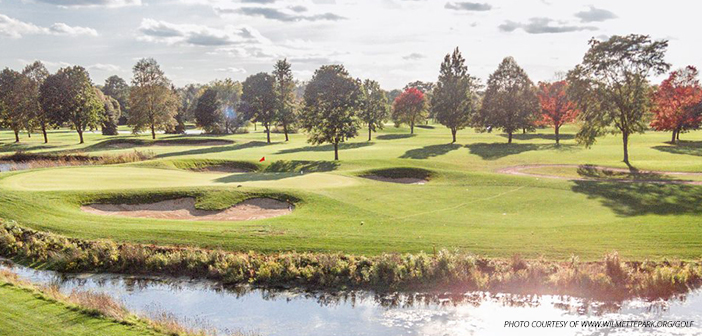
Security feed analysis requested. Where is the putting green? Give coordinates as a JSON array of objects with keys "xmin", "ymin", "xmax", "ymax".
[{"xmin": 0, "ymin": 166, "xmax": 359, "ymax": 191}]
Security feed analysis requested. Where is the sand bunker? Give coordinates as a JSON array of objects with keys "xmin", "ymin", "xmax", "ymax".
[
  {"xmin": 82, "ymin": 197, "xmax": 293, "ymax": 221},
  {"xmin": 362, "ymin": 175, "xmax": 427, "ymax": 185}
]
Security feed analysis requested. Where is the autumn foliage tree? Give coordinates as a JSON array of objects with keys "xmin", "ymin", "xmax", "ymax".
[
  {"xmin": 536, "ymin": 80, "xmax": 578, "ymax": 144},
  {"xmin": 392, "ymin": 87, "xmax": 426, "ymax": 134},
  {"xmin": 650, "ymin": 66, "xmax": 702, "ymax": 143}
]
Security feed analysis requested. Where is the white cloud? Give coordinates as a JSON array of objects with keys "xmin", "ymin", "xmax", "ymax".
[
  {"xmin": 33, "ymin": 0, "xmax": 142, "ymax": 8},
  {"xmin": 0, "ymin": 14, "xmax": 98, "ymax": 38},
  {"xmin": 215, "ymin": 67, "xmax": 247, "ymax": 73},
  {"xmin": 88, "ymin": 63, "xmax": 121, "ymax": 71},
  {"xmin": 137, "ymin": 19, "xmax": 268, "ymax": 46}
]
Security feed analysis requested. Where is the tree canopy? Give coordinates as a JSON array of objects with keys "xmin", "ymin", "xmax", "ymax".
[
  {"xmin": 431, "ymin": 47, "xmax": 478, "ymax": 143},
  {"xmin": 650, "ymin": 66, "xmax": 702, "ymax": 143},
  {"xmin": 536, "ymin": 80, "xmax": 578, "ymax": 144},
  {"xmin": 102, "ymin": 75, "xmax": 130, "ymax": 124},
  {"xmin": 301, "ymin": 65, "xmax": 362, "ymax": 160},
  {"xmin": 475, "ymin": 56, "xmax": 539, "ymax": 143},
  {"xmin": 567, "ymin": 34, "xmax": 670, "ymax": 164},
  {"xmin": 0, "ymin": 68, "xmax": 32, "ymax": 142},
  {"xmin": 359, "ymin": 79, "xmax": 389, "ymax": 141},
  {"xmin": 273, "ymin": 59, "xmax": 296, "ymax": 141},
  {"xmin": 392, "ymin": 87, "xmax": 426, "ymax": 134},
  {"xmin": 241, "ymin": 73, "xmax": 277, "ymax": 143},
  {"xmin": 128, "ymin": 58, "xmax": 179, "ymax": 139}
]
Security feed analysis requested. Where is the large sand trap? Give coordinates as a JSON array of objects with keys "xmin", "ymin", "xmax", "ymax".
[
  {"xmin": 362, "ymin": 175, "xmax": 427, "ymax": 185},
  {"xmin": 82, "ymin": 197, "xmax": 293, "ymax": 221}
]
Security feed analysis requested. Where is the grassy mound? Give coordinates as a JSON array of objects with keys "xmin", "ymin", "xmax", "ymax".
[
  {"xmin": 93, "ymin": 137, "xmax": 234, "ymax": 149},
  {"xmin": 168, "ymin": 159, "xmax": 261, "ymax": 173}
]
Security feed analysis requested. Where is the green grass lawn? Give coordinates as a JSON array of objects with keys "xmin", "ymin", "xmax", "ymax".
[
  {"xmin": 0, "ymin": 283, "xmax": 166, "ymax": 336},
  {"xmin": 1, "ymin": 124, "xmax": 702, "ymax": 260}
]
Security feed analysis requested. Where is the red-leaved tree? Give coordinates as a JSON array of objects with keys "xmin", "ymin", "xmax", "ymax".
[
  {"xmin": 650, "ymin": 66, "xmax": 702, "ymax": 143},
  {"xmin": 536, "ymin": 80, "xmax": 578, "ymax": 144},
  {"xmin": 392, "ymin": 87, "xmax": 426, "ymax": 134}
]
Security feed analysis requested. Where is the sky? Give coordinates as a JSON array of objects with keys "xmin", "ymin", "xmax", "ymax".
[{"xmin": 0, "ymin": 0, "xmax": 699, "ymax": 90}]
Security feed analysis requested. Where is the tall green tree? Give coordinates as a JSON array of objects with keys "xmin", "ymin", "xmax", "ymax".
[
  {"xmin": 102, "ymin": 75, "xmax": 130, "ymax": 124},
  {"xmin": 194, "ymin": 88, "xmax": 222, "ymax": 134},
  {"xmin": 174, "ymin": 84, "xmax": 201, "ymax": 134},
  {"xmin": 567, "ymin": 35, "xmax": 670, "ymax": 164},
  {"xmin": 431, "ymin": 47, "xmax": 478, "ymax": 143},
  {"xmin": 476, "ymin": 57, "xmax": 539, "ymax": 143},
  {"xmin": 21, "ymin": 61, "xmax": 50, "ymax": 141},
  {"xmin": 301, "ymin": 65, "xmax": 362, "ymax": 160},
  {"xmin": 95, "ymin": 89, "xmax": 121, "ymax": 135},
  {"xmin": 359, "ymin": 79, "xmax": 389, "ymax": 141},
  {"xmin": 0, "ymin": 68, "xmax": 31, "ymax": 142},
  {"xmin": 39, "ymin": 66, "xmax": 103, "ymax": 143},
  {"xmin": 273, "ymin": 59, "xmax": 296, "ymax": 141},
  {"xmin": 128, "ymin": 58, "xmax": 179, "ymax": 139},
  {"xmin": 241, "ymin": 73, "xmax": 277, "ymax": 143},
  {"xmin": 211, "ymin": 79, "xmax": 243, "ymax": 134}
]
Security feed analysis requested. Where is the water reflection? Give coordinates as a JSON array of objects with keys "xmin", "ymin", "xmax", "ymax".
[{"xmin": 1, "ymin": 260, "xmax": 700, "ymax": 336}]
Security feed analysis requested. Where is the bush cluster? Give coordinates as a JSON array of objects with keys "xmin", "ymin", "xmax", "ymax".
[{"xmin": 1, "ymin": 221, "xmax": 701, "ymax": 300}]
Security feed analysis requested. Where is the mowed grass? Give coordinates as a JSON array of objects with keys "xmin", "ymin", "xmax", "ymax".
[
  {"xmin": 1, "ymin": 124, "xmax": 702, "ymax": 260},
  {"xmin": 0, "ymin": 283, "xmax": 166, "ymax": 336}
]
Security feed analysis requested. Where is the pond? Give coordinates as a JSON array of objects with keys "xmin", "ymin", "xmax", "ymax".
[{"xmin": 1, "ymin": 260, "xmax": 700, "ymax": 336}]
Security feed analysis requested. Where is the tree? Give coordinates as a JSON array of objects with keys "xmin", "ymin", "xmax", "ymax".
[
  {"xmin": 241, "ymin": 73, "xmax": 277, "ymax": 143},
  {"xmin": 301, "ymin": 65, "xmax": 362, "ymax": 160},
  {"xmin": 21, "ymin": 61, "xmax": 49, "ymax": 141},
  {"xmin": 431, "ymin": 47, "xmax": 478, "ymax": 143},
  {"xmin": 392, "ymin": 88, "xmax": 426, "ymax": 134},
  {"xmin": 359, "ymin": 79, "xmax": 389, "ymax": 141},
  {"xmin": 476, "ymin": 57, "xmax": 539, "ymax": 143},
  {"xmin": 174, "ymin": 84, "xmax": 201, "ymax": 134},
  {"xmin": 102, "ymin": 75, "xmax": 130, "ymax": 124},
  {"xmin": 567, "ymin": 35, "xmax": 670, "ymax": 164},
  {"xmin": 210, "ymin": 79, "xmax": 243, "ymax": 134},
  {"xmin": 273, "ymin": 59, "xmax": 296, "ymax": 141},
  {"xmin": 39, "ymin": 66, "xmax": 103, "ymax": 143},
  {"xmin": 194, "ymin": 88, "xmax": 222, "ymax": 134},
  {"xmin": 0, "ymin": 68, "xmax": 31, "ymax": 142},
  {"xmin": 536, "ymin": 80, "xmax": 578, "ymax": 144},
  {"xmin": 650, "ymin": 66, "xmax": 702, "ymax": 143},
  {"xmin": 128, "ymin": 58, "xmax": 179, "ymax": 139},
  {"xmin": 95, "ymin": 89, "xmax": 121, "ymax": 135}
]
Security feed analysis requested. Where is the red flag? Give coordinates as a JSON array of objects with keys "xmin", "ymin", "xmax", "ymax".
[{"xmin": 259, "ymin": 157, "xmax": 265, "ymax": 162}]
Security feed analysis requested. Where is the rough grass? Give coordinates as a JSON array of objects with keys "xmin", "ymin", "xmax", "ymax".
[{"xmin": 2, "ymin": 222, "xmax": 701, "ymax": 301}]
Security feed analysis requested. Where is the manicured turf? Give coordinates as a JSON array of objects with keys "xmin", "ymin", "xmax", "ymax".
[
  {"xmin": 1, "ymin": 124, "xmax": 701, "ymax": 260},
  {"xmin": 0, "ymin": 283, "xmax": 165, "ymax": 336}
]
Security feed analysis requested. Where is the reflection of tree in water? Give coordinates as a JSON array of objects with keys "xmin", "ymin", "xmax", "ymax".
[{"xmin": 23, "ymin": 266, "xmax": 687, "ymax": 317}]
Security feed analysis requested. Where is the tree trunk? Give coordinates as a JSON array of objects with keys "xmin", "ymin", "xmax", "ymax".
[
  {"xmin": 151, "ymin": 124, "xmax": 156, "ymax": 140},
  {"xmin": 27, "ymin": 132, "xmax": 31, "ymax": 138},
  {"xmin": 368, "ymin": 124, "xmax": 372, "ymax": 141},
  {"xmin": 334, "ymin": 141, "xmax": 339, "ymax": 161},
  {"xmin": 508, "ymin": 131, "xmax": 513, "ymax": 144},
  {"xmin": 622, "ymin": 132, "xmax": 629, "ymax": 165},
  {"xmin": 254, "ymin": 122, "xmax": 257, "ymax": 131},
  {"xmin": 265, "ymin": 124, "xmax": 270, "ymax": 143},
  {"xmin": 41, "ymin": 122, "xmax": 48, "ymax": 144},
  {"xmin": 410, "ymin": 121, "xmax": 414, "ymax": 134},
  {"xmin": 555, "ymin": 126, "xmax": 560, "ymax": 145},
  {"xmin": 677, "ymin": 130, "xmax": 681, "ymax": 141},
  {"xmin": 671, "ymin": 130, "xmax": 677, "ymax": 143},
  {"xmin": 283, "ymin": 121, "xmax": 289, "ymax": 142},
  {"xmin": 14, "ymin": 129, "xmax": 19, "ymax": 143},
  {"xmin": 451, "ymin": 128, "xmax": 457, "ymax": 143},
  {"xmin": 522, "ymin": 128, "xmax": 526, "ymax": 134},
  {"xmin": 78, "ymin": 129, "xmax": 84, "ymax": 144}
]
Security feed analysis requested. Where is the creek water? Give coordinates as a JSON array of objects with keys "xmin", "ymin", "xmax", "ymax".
[{"xmin": 1, "ymin": 260, "xmax": 700, "ymax": 336}]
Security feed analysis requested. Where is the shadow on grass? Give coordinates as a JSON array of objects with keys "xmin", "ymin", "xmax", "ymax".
[
  {"xmin": 571, "ymin": 180, "xmax": 702, "ymax": 216},
  {"xmin": 653, "ymin": 141, "xmax": 702, "ymax": 157},
  {"xmin": 157, "ymin": 141, "xmax": 272, "ymax": 158},
  {"xmin": 276, "ymin": 142, "xmax": 373, "ymax": 154},
  {"xmin": 577, "ymin": 165, "xmax": 676, "ymax": 182},
  {"xmin": 0, "ymin": 143, "xmax": 60, "ymax": 153},
  {"xmin": 400, "ymin": 143, "xmax": 461, "ymax": 159},
  {"xmin": 376, "ymin": 134, "xmax": 416, "ymax": 140},
  {"xmin": 499, "ymin": 133, "xmax": 575, "ymax": 141},
  {"xmin": 466, "ymin": 143, "xmax": 576, "ymax": 160},
  {"xmin": 415, "ymin": 125, "xmax": 435, "ymax": 129},
  {"xmin": 264, "ymin": 160, "xmax": 339, "ymax": 173}
]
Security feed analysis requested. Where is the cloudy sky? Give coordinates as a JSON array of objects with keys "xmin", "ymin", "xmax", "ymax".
[{"xmin": 1, "ymin": 0, "xmax": 699, "ymax": 89}]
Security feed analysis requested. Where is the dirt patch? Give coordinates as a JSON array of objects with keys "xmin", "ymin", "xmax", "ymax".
[
  {"xmin": 498, "ymin": 164, "xmax": 702, "ymax": 185},
  {"xmin": 81, "ymin": 197, "xmax": 293, "ymax": 221},
  {"xmin": 362, "ymin": 175, "xmax": 427, "ymax": 185}
]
